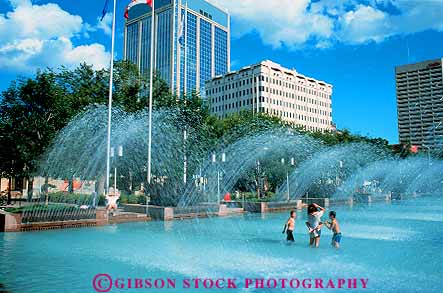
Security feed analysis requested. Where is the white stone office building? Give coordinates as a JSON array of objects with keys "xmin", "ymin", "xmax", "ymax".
[
  {"xmin": 205, "ymin": 60, "xmax": 334, "ymax": 132},
  {"xmin": 396, "ymin": 59, "xmax": 443, "ymax": 149}
]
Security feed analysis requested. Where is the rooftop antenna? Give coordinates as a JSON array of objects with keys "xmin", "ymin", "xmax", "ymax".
[{"xmin": 407, "ymin": 38, "xmax": 410, "ymax": 63}]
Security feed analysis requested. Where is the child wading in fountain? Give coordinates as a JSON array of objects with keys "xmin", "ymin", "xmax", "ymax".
[
  {"xmin": 325, "ymin": 211, "xmax": 342, "ymax": 248},
  {"xmin": 282, "ymin": 210, "xmax": 296, "ymax": 242},
  {"xmin": 106, "ymin": 187, "xmax": 120, "ymax": 213},
  {"xmin": 305, "ymin": 203, "xmax": 325, "ymax": 247}
]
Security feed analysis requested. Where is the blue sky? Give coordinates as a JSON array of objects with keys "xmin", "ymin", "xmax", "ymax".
[{"xmin": 1, "ymin": 0, "xmax": 443, "ymax": 143}]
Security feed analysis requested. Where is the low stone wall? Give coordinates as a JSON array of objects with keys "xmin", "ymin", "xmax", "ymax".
[
  {"xmin": 328, "ymin": 198, "xmax": 353, "ymax": 206},
  {"xmin": 174, "ymin": 204, "xmax": 219, "ymax": 216},
  {"xmin": 392, "ymin": 193, "xmax": 417, "ymax": 200},
  {"xmin": 119, "ymin": 204, "xmax": 170, "ymax": 220},
  {"xmin": 0, "ymin": 210, "xmax": 22, "ymax": 232},
  {"xmin": 238, "ymin": 200, "xmax": 302, "ymax": 213},
  {"xmin": 218, "ymin": 204, "xmax": 229, "ymax": 216},
  {"xmin": 150, "ymin": 206, "xmax": 174, "ymax": 221},
  {"xmin": 125, "ymin": 200, "xmax": 303, "ymax": 215},
  {"xmin": 402, "ymin": 193, "xmax": 418, "ymax": 200},
  {"xmin": 265, "ymin": 200, "xmax": 303, "ymax": 212},
  {"xmin": 120, "ymin": 204, "xmax": 148, "ymax": 214},
  {"xmin": 0, "ymin": 208, "xmax": 109, "ymax": 232},
  {"xmin": 353, "ymin": 194, "xmax": 392, "ymax": 203},
  {"xmin": 108, "ymin": 213, "xmax": 150, "ymax": 224},
  {"xmin": 96, "ymin": 209, "xmax": 108, "ymax": 226},
  {"xmin": 301, "ymin": 198, "xmax": 330, "ymax": 208},
  {"xmin": 371, "ymin": 194, "xmax": 392, "ymax": 202},
  {"xmin": 242, "ymin": 202, "xmax": 267, "ymax": 213},
  {"xmin": 120, "ymin": 203, "xmax": 227, "ymax": 221}
]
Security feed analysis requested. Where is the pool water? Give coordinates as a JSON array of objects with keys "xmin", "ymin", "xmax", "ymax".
[{"xmin": 1, "ymin": 196, "xmax": 443, "ymax": 292}]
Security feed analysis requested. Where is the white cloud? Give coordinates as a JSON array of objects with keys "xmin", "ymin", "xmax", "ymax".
[
  {"xmin": 337, "ymin": 1, "xmax": 443, "ymax": 44},
  {"xmin": 64, "ymin": 42, "xmax": 110, "ymax": 68},
  {"xmin": 209, "ymin": 0, "xmax": 443, "ymax": 48},
  {"xmin": 0, "ymin": 0, "xmax": 110, "ymax": 73},
  {"xmin": 315, "ymin": 40, "xmax": 332, "ymax": 49},
  {"xmin": 338, "ymin": 5, "xmax": 390, "ymax": 44},
  {"xmin": 391, "ymin": 0, "xmax": 443, "ymax": 34},
  {"xmin": 210, "ymin": 0, "xmax": 333, "ymax": 49},
  {"xmin": 95, "ymin": 13, "xmax": 113, "ymax": 37},
  {"xmin": 8, "ymin": 0, "xmax": 30, "ymax": 8}
]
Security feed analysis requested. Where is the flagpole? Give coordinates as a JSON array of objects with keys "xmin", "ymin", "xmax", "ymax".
[
  {"xmin": 183, "ymin": 0, "xmax": 188, "ymax": 185},
  {"xmin": 184, "ymin": 0, "xmax": 188, "ymax": 96},
  {"xmin": 176, "ymin": 0, "xmax": 182, "ymax": 96},
  {"xmin": 147, "ymin": 0, "xmax": 155, "ymax": 193},
  {"xmin": 105, "ymin": 0, "xmax": 117, "ymax": 196}
]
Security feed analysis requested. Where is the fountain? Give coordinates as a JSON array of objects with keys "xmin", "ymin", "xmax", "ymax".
[
  {"xmin": 1, "ymin": 105, "xmax": 443, "ymax": 292},
  {"xmin": 0, "ymin": 104, "xmax": 436, "ymax": 224}
]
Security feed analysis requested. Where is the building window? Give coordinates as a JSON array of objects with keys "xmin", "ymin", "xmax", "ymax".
[
  {"xmin": 215, "ymin": 27, "xmax": 228, "ymax": 76},
  {"xmin": 200, "ymin": 19, "xmax": 212, "ymax": 92}
]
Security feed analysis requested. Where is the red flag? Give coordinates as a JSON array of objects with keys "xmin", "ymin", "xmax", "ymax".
[
  {"xmin": 125, "ymin": 0, "xmax": 153, "ymax": 19},
  {"xmin": 410, "ymin": 145, "xmax": 419, "ymax": 153}
]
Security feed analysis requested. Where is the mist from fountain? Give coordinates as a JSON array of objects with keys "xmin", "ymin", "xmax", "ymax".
[{"xmin": 30, "ymin": 105, "xmax": 443, "ymax": 222}]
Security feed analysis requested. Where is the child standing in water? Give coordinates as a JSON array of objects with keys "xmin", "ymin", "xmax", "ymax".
[
  {"xmin": 106, "ymin": 187, "xmax": 120, "ymax": 213},
  {"xmin": 325, "ymin": 211, "xmax": 342, "ymax": 248},
  {"xmin": 305, "ymin": 203, "xmax": 325, "ymax": 248},
  {"xmin": 282, "ymin": 210, "xmax": 296, "ymax": 242}
]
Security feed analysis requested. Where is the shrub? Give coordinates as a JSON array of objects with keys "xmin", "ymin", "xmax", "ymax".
[
  {"xmin": 98, "ymin": 195, "xmax": 106, "ymax": 206},
  {"xmin": 46, "ymin": 192, "xmax": 93, "ymax": 205},
  {"xmin": 118, "ymin": 194, "xmax": 147, "ymax": 205}
]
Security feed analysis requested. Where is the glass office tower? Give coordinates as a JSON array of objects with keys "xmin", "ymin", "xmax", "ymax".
[{"xmin": 124, "ymin": 0, "xmax": 230, "ymax": 96}]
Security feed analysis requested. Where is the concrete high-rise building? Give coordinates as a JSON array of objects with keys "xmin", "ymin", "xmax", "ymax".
[
  {"xmin": 395, "ymin": 59, "xmax": 443, "ymax": 149},
  {"xmin": 124, "ymin": 0, "xmax": 230, "ymax": 95},
  {"xmin": 205, "ymin": 60, "xmax": 334, "ymax": 132}
]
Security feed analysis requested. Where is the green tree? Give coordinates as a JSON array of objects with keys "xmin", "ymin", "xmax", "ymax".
[
  {"xmin": 0, "ymin": 61, "xmax": 172, "ymax": 199},
  {"xmin": 0, "ymin": 72, "xmax": 68, "ymax": 199}
]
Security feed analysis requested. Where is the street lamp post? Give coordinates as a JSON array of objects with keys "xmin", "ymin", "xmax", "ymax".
[
  {"xmin": 256, "ymin": 160, "xmax": 261, "ymax": 199},
  {"xmin": 183, "ymin": 129, "xmax": 187, "ymax": 184},
  {"xmin": 423, "ymin": 145, "xmax": 431, "ymax": 166},
  {"xmin": 337, "ymin": 160, "xmax": 344, "ymax": 186},
  {"xmin": 212, "ymin": 152, "xmax": 226, "ymax": 204},
  {"xmin": 110, "ymin": 146, "xmax": 123, "ymax": 194},
  {"xmin": 192, "ymin": 165, "xmax": 208, "ymax": 195},
  {"xmin": 427, "ymin": 148, "xmax": 431, "ymax": 166},
  {"xmin": 281, "ymin": 157, "xmax": 295, "ymax": 201},
  {"xmin": 7, "ymin": 159, "xmax": 14, "ymax": 205}
]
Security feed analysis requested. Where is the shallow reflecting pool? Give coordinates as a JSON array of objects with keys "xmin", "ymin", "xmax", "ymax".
[{"xmin": 1, "ymin": 196, "xmax": 442, "ymax": 292}]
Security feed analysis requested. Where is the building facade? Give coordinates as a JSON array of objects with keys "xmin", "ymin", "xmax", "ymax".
[
  {"xmin": 206, "ymin": 60, "xmax": 334, "ymax": 132},
  {"xmin": 124, "ymin": 0, "xmax": 230, "ymax": 95},
  {"xmin": 396, "ymin": 59, "xmax": 443, "ymax": 149}
]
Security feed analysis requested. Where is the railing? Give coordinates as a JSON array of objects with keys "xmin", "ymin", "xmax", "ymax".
[{"xmin": 21, "ymin": 207, "xmax": 96, "ymax": 223}]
